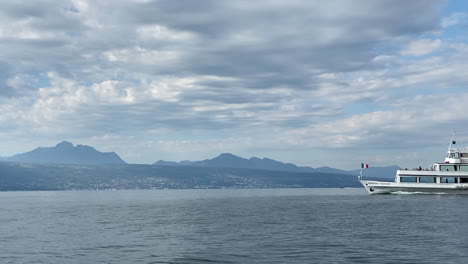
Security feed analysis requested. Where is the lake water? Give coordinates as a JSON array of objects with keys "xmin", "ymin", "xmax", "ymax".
[{"xmin": 1, "ymin": 188, "xmax": 468, "ymax": 264}]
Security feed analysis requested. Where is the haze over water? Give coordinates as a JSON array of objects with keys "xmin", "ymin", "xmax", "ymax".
[{"xmin": 2, "ymin": 188, "xmax": 468, "ymax": 263}]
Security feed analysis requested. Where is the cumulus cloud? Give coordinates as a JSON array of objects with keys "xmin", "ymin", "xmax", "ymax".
[{"xmin": 1, "ymin": 0, "xmax": 467, "ymax": 169}]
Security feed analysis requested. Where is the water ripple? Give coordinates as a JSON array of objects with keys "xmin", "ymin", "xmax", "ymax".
[{"xmin": 1, "ymin": 189, "xmax": 468, "ymax": 263}]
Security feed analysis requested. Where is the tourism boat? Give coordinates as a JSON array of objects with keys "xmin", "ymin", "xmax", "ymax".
[{"xmin": 359, "ymin": 140, "xmax": 468, "ymax": 194}]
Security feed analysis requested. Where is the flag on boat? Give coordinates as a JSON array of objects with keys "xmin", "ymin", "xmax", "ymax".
[{"xmin": 361, "ymin": 163, "xmax": 369, "ymax": 169}]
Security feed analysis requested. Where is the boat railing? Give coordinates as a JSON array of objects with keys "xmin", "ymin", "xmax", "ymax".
[{"xmin": 402, "ymin": 168, "xmax": 435, "ymax": 171}]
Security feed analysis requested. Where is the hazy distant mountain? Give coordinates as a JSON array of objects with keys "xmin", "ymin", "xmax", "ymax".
[
  {"xmin": 0, "ymin": 148, "xmax": 398, "ymax": 190},
  {"xmin": 193, "ymin": 153, "xmax": 259, "ymax": 169},
  {"xmin": 154, "ymin": 153, "xmax": 399, "ymax": 179},
  {"xmin": 155, "ymin": 153, "xmax": 316, "ymax": 172},
  {"xmin": 7, "ymin": 141, "xmax": 126, "ymax": 165}
]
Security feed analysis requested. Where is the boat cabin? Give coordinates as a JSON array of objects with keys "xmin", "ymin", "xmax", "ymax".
[
  {"xmin": 444, "ymin": 147, "xmax": 468, "ymax": 164},
  {"xmin": 396, "ymin": 150, "xmax": 468, "ymax": 184}
]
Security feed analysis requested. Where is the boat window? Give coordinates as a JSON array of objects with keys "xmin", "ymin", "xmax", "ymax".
[
  {"xmin": 441, "ymin": 177, "xmax": 455, "ymax": 183},
  {"xmin": 440, "ymin": 165, "xmax": 457, "ymax": 171},
  {"xmin": 419, "ymin": 177, "xmax": 436, "ymax": 183},
  {"xmin": 460, "ymin": 178, "xmax": 468, "ymax": 183},
  {"xmin": 400, "ymin": 176, "xmax": 417, "ymax": 183},
  {"xmin": 460, "ymin": 165, "xmax": 468, "ymax": 171},
  {"xmin": 461, "ymin": 153, "xmax": 468, "ymax": 158}
]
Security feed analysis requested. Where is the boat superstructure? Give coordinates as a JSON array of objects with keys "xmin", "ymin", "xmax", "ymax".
[{"xmin": 360, "ymin": 140, "xmax": 468, "ymax": 194}]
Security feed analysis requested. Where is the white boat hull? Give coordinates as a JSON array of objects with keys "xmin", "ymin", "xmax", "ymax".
[{"xmin": 359, "ymin": 180, "xmax": 468, "ymax": 194}]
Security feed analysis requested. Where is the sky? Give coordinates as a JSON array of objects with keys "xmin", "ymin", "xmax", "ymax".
[{"xmin": 1, "ymin": 0, "xmax": 468, "ymax": 169}]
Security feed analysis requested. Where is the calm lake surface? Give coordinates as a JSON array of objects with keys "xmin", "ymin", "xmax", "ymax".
[{"xmin": 1, "ymin": 188, "xmax": 468, "ymax": 264}]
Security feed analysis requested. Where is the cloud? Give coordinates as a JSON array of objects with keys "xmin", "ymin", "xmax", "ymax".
[
  {"xmin": 401, "ymin": 39, "xmax": 442, "ymax": 56},
  {"xmin": 442, "ymin": 12, "xmax": 468, "ymax": 27},
  {"xmin": 0, "ymin": 0, "xmax": 445, "ymax": 95},
  {"xmin": 1, "ymin": 0, "xmax": 466, "ymax": 169}
]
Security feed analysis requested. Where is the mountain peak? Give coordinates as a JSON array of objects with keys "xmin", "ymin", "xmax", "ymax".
[
  {"xmin": 216, "ymin": 153, "xmax": 241, "ymax": 159},
  {"xmin": 186, "ymin": 153, "xmax": 311, "ymax": 172},
  {"xmin": 191, "ymin": 153, "xmax": 248, "ymax": 168},
  {"xmin": 56, "ymin": 141, "xmax": 74, "ymax": 148},
  {"xmin": 8, "ymin": 142, "xmax": 126, "ymax": 165}
]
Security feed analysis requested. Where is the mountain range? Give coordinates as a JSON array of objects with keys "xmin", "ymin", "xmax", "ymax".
[
  {"xmin": 1, "ymin": 141, "xmax": 399, "ymax": 178},
  {"xmin": 155, "ymin": 153, "xmax": 399, "ymax": 179},
  {"xmin": 0, "ymin": 141, "xmax": 401, "ymax": 191}
]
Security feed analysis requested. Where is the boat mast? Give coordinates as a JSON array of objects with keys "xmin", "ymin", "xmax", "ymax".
[{"xmin": 448, "ymin": 132, "xmax": 456, "ymax": 152}]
